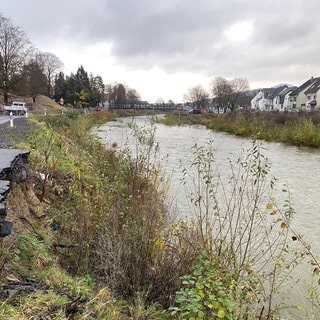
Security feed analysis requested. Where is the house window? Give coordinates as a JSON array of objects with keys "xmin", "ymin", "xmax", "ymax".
[
  {"xmin": 314, "ymin": 95, "xmax": 317, "ymax": 99},
  {"xmin": 307, "ymin": 95, "xmax": 311, "ymax": 100}
]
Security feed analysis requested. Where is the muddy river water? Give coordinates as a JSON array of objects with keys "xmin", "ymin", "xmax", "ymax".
[{"xmin": 93, "ymin": 115, "xmax": 320, "ymax": 317}]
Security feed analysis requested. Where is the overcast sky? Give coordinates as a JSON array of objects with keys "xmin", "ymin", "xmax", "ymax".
[{"xmin": 1, "ymin": 0, "xmax": 320, "ymax": 102}]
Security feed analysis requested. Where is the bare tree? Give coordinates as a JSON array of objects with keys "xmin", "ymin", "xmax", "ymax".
[
  {"xmin": 105, "ymin": 83, "xmax": 113, "ymax": 103},
  {"xmin": 106, "ymin": 82, "xmax": 141, "ymax": 107},
  {"xmin": 184, "ymin": 85, "xmax": 209, "ymax": 110},
  {"xmin": 0, "ymin": 14, "xmax": 32, "ymax": 103},
  {"xmin": 210, "ymin": 77, "xmax": 232, "ymax": 112},
  {"xmin": 126, "ymin": 88, "xmax": 140, "ymax": 105},
  {"xmin": 156, "ymin": 97, "xmax": 165, "ymax": 105},
  {"xmin": 211, "ymin": 77, "xmax": 249, "ymax": 112},
  {"xmin": 230, "ymin": 77, "xmax": 250, "ymax": 109},
  {"xmin": 37, "ymin": 51, "xmax": 63, "ymax": 98},
  {"xmin": 105, "ymin": 82, "xmax": 126, "ymax": 106},
  {"xmin": 114, "ymin": 83, "xmax": 126, "ymax": 105}
]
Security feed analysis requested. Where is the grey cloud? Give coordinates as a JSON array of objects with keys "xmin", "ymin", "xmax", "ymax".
[{"xmin": 1, "ymin": 0, "xmax": 320, "ymax": 89}]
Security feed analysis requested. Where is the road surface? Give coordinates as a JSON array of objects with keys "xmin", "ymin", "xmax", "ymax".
[{"xmin": 0, "ymin": 115, "xmax": 10, "ymax": 125}]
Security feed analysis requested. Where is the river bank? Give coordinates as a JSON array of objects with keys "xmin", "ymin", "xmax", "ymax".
[
  {"xmin": 0, "ymin": 112, "xmax": 177, "ymax": 319},
  {"xmin": 1, "ymin": 112, "xmax": 319, "ymax": 319},
  {"xmin": 159, "ymin": 110, "xmax": 320, "ymax": 148},
  {"xmin": 0, "ymin": 109, "xmax": 157, "ymax": 149}
]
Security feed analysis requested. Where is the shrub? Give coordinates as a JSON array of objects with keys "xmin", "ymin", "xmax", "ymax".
[
  {"xmin": 22, "ymin": 112, "xmax": 320, "ymax": 318},
  {"xmin": 170, "ymin": 139, "xmax": 319, "ymax": 319},
  {"xmin": 26, "ymin": 114, "xmax": 186, "ymax": 307},
  {"xmin": 170, "ymin": 251, "xmax": 235, "ymax": 319}
]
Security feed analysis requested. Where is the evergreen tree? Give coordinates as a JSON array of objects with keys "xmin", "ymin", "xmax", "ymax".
[{"xmin": 54, "ymin": 72, "xmax": 66, "ymax": 102}]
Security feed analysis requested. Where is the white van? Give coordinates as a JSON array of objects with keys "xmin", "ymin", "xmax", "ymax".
[{"xmin": 4, "ymin": 101, "xmax": 27, "ymax": 115}]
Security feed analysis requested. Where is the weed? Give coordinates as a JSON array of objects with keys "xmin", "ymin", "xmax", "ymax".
[
  {"xmin": 9, "ymin": 111, "xmax": 320, "ymax": 319},
  {"xmin": 170, "ymin": 139, "xmax": 318, "ymax": 319},
  {"xmin": 159, "ymin": 110, "xmax": 320, "ymax": 148}
]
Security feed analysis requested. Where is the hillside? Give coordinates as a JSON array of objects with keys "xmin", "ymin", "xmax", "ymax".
[
  {"xmin": 0, "ymin": 93, "xmax": 55, "ymax": 106},
  {"xmin": 0, "ymin": 93, "xmax": 65, "ymax": 114}
]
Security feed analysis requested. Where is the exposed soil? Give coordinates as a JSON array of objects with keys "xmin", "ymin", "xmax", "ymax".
[
  {"xmin": 0, "ymin": 118, "xmax": 47, "ymax": 287},
  {"xmin": 0, "ymin": 115, "xmax": 89, "ymax": 317}
]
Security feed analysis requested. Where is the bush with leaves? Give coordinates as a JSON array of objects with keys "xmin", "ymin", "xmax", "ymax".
[
  {"xmin": 170, "ymin": 250, "xmax": 234, "ymax": 319},
  {"xmin": 169, "ymin": 139, "xmax": 320, "ymax": 319}
]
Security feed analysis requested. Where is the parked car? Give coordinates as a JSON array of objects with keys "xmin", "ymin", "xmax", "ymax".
[{"xmin": 4, "ymin": 101, "xmax": 27, "ymax": 115}]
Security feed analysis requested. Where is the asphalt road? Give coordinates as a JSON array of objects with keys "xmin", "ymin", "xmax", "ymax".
[
  {"xmin": 0, "ymin": 115, "xmax": 10, "ymax": 125},
  {"xmin": 0, "ymin": 114, "xmax": 30, "ymax": 124},
  {"xmin": 0, "ymin": 115, "xmax": 35, "ymax": 149}
]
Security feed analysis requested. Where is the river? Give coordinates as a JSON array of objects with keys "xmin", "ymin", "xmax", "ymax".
[
  {"xmin": 93, "ymin": 114, "xmax": 320, "ymax": 317},
  {"xmin": 94, "ymin": 115, "xmax": 320, "ymax": 246}
]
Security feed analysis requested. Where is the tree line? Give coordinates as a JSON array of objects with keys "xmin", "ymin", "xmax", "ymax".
[
  {"xmin": 184, "ymin": 77, "xmax": 250, "ymax": 112},
  {"xmin": 0, "ymin": 13, "xmax": 141, "ymax": 108},
  {"xmin": 54, "ymin": 68, "xmax": 141, "ymax": 108},
  {"xmin": 0, "ymin": 14, "xmax": 63, "ymax": 104}
]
